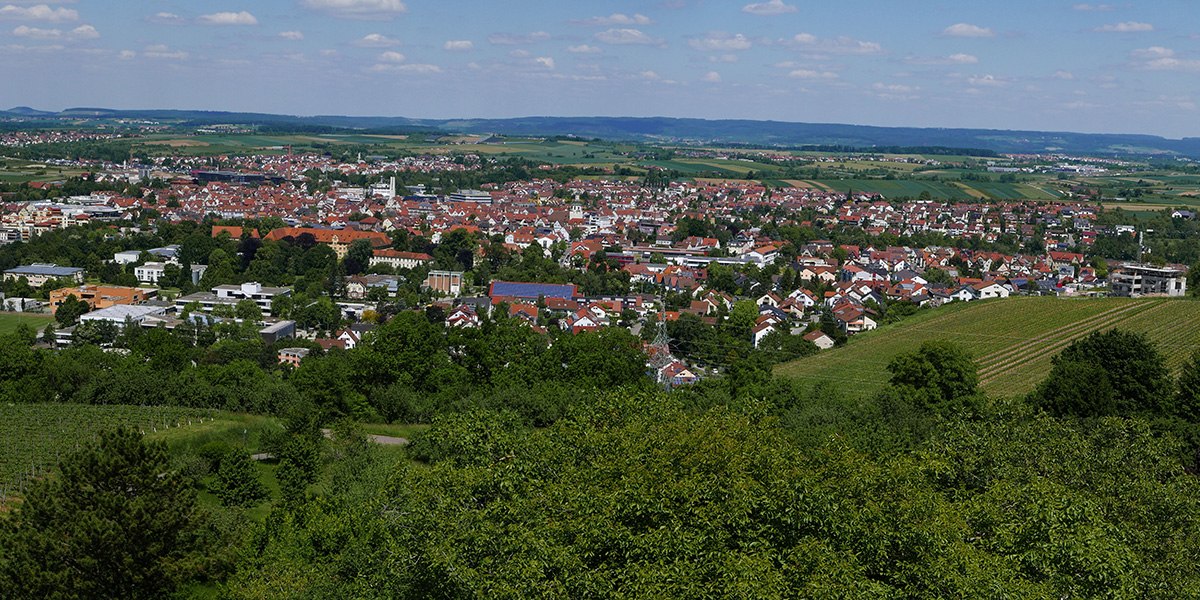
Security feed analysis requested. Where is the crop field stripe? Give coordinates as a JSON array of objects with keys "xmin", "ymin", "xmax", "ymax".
[
  {"xmin": 979, "ymin": 300, "xmax": 1172, "ymax": 386},
  {"xmin": 974, "ymin": 301, "xmax": 1149, "ymax": 372}
]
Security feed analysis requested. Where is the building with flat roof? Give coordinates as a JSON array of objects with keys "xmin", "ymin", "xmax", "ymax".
[
  {"xmin": 135, "ymin": 262, "xmax": 207, "ymax": 286},
  {"xmin": 49, "ymin": 284, "xmax": 155, "ymax": 313},
  {"xmin": 448, "ymin": 189, "xmax": 493, "ymax": 204},
  {"xmin": 424, "ymin": 270, "xmax": 464, "ymax": 296},
  {"xmin": 1110, "ymin": 264, "xmax": 1187, "ymax": 297},
  {"xmin": 4, "ymin": 264, "xmax": 85, "ymax": 287},
  {"xmin": 488, "ymin": 280, "xmax": 578, "ymax": 301},
  {"xmin": 176, "ymin": 282, "xmax": 291, "ymax": 316}
]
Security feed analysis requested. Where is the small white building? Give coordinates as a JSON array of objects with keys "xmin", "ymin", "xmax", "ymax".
[{"xmin": 135, "ymin": 262, "xmax": 207, "ymax": 286}]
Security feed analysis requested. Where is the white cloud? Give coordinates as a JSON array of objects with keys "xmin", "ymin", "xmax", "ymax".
[
  {"xmin": 535, "ymin": 56, "xmax": 555, "ymax": 69},
  {"xmin": 689, "ymin": 32, "xmax": 751, "ymax": 51},
  {"xmin": 1094, "ymin": 21, "xmax": 1154, "ymax": 32},
  {"xmin": 639, "ymin": 70, "xmax": 660, "ymax": 80},
  {"xmin": 509, "ymin": 49, "xmax": 530, "ymax": 58},
  {"xmin": 567, "ymin": 44, "xmax": 601, "ymax": 54},
  {"xmin": 13, "ymin": 22, "xmax": 96, "ymax": 40},
  {"xmin": 279, "ymin": 30, "xmax": 304, "ymax": 40},
  {"xmin": 143, "ymin": 44, "xmax": 188, "ymax": 60},
  {"xmin": 11, "ymin": 24, "xmax": 56, "ymax": 38},
  {"xmin": 1131, "ymin": 47, "xmax": 1200, "ymax": 72},
  {"xmin": 377, "ymin": 50, "xmax": 405, "ymax": 63},
  {"xmin": 443, "ymin": 39, "xmax": 472, "ymax": 51},
  {"xmin": 198, "ymin": 11, "xmax": 257, "ymax": 26},
  {"xmin": 301, "ymin": 0, "xmax": 406, "ymax": 19},
  {"xmin": 574, "ymin": 13, "xmax": 652, "ymax": 26},
  {"xmin": 967, "ymin": 74, "xmax": 1007, "ymax": 86},
  {"xmin": 1132, "ymin": 46, "xmax": 1174, "ymax": 59},
  {"xmin": 354, "ymin": 33, "xmax": 400, "ymax": 47},
  {"xmin": 742, "ymin": 0, "xmax": 796, "ymax": 16},
  {"xmin": 948, "ymin": 53, "xmax": 979, "ymax": 64},
  {"xmin": 1052, "ymin": 70, "xmax": 1075, "ymax": 79},
  {"xmin": 148, "ymin": 12, "xmax": 184, "ymax": 25},
  {"xmin": 487, "ymin": 31, "xmax": 550, "ymax": 45},
  {"xmin": 1073, "ymin": 3, "xmax": 1114, "ymax": 11},
  {"xmin": 873, "ymin": 82, "xmax": 917, "ymax": 93},
  {"xmin": 701, "ymin": 71, "xmax": 721, "ymax": 82},
  {"xmin": 790, "ymin": 32, "xmax": 882, "ymax": 55},
  {"xmin": 68, "ymin": 23, "xmax": 95, "ymax": 39},
  {"xmin": 943, "ymin": 23, "xmax": 994, "ymax": 38},
  {"xmin": 118, "ymin": 49, "xmax": 135, "ymax": 60},
  {"xmin": 368, "ymin": 62, "xmax": 441, "ymax": 73},
  {"xmin": 789, "ymin": 69, "xmax": 838, "ymax": 79},
  {"xmin": 0, "ymin": 4, "xmax": 77, "ymax": 21},
  {"xmin": 595, "ymin": 28, "xmax": 663, "ymax": 46}
]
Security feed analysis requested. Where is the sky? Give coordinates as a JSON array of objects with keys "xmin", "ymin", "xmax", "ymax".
[{"xmin": 1, "ymin": 1, "xmax": 1198, "ymax": 137}]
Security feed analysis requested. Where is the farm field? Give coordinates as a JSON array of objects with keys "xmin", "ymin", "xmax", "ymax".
[
  {"xmin": 774, "ymin": 297, "xmax": 1200, "ymax": 398},
  {"xmin": 797, "ymin": 179, "xmax": 976, "ymax": 200},
  {"xmin": 0, "ymin": 403, "xmax": 231, "ymax": 500},
  {"xmin": 0, "ymin": 312, "xmax": 53, "ymax": 334}
]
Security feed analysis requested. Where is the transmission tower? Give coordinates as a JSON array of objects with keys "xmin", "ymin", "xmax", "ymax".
[{"xmin": 648, "ymin": 299, "xmax": 674, "ymax": 375}]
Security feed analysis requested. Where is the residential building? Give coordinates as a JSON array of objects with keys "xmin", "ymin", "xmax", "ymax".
[
  {"xmin": 1111, "ymin": 264, "xmax": 1187, "ymax": 297},
  {"xmin": 175, "ymin": 282, "xmax": 291, "ymax": 315},
  {"xmin": 4, "ymin": 264, "xmax": 85, "ymax": 287},
  {"xmin": 135, "ymin": 262, "xmax": 208, "ymax": 286},
  {"xmin": 488, "ymin": 281, "xmax": 579, "ymax": 302},
  {"xmin": 278, "ymin": 347, "xmax": 310, "ymax": 367},
  {"xmin": 369, "ymin": 249, "xmax": 433, "ymax": 270},
  {"xmin": 263, "ymin": 227, "xmax": 391, "ymax": 259}
]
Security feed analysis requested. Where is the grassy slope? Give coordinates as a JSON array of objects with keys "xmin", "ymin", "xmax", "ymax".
[
  {"xmin": 0, "ymin": 312, "xmax": 54, "ymax": 334},
  {"xmin": 774, "ymin": 297, "xmax": 1200, "ymax": 397}
]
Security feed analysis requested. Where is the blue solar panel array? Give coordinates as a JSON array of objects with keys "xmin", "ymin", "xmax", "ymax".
[{"xmin": 489, "ymin": 281, "xmax": 578, "ymax": 300}]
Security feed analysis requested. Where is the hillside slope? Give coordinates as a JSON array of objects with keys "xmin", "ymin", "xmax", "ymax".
[{"xmin": 774, "ymin": 297, "xmax": 1200, "ymax": 397}]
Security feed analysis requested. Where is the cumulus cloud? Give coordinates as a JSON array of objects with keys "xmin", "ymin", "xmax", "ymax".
[
  {"xmin": 487, "ymin": 31, "xmax": 551, "ymax": 45},
  {"xmin": 279, "ymin": 30, "xmax": 304, "ymax": 40},
  {"xmin": 143, "ymin": 44, "xmax": 188, "ymax": 60},
  {"xmin": 368, "ymin": 62, "xmax": 441, "ymax": 73},
  {"xmin": 535, "ymin": 56, "xmax": 555, "ymax": 69},
  {"xmin": 943, "ymin": 23, "xmax": 994, "ymax": 38},
  {"xmin": 13, "ymin": 22, "xmax": 97, "ymax": 40},
  {"xmin": 377, "ymin": 50, "xmax": 405, "ymax": 63},
  {"xmin": 789, "ymin": 32, "xmax": 882, "ymax": 55},
  {"xmin": 443, "ymin": 39, "xmax": 472, "ymax": 51},
  {"xmin": 1052, "ymin": 69, "xmax": 1075, "ymax": 79},
  {"xmin": 742, "ymin": 0, "xmax": 796, "ymax": 16},
  {"xmin": 789, "ymin": 69, "xmax": 838, "ymax": 79},
  {"xmin": 1094, "ymin": 21, "xmax": 1154, "ymax": 32},
  {"xmin": 118, "ymin": 49, "xmax": 135, "ymax": 60},
  {"xmin": 1073, "ymin": 3, "xmax": 1114, "ymax": 10},
  {"xmin": 947, "ymin": 53, "xmax": 979, "ymax": 64},
  {"xmin": 147, "ymin": 12, "xmax": 184, "ymax": 25},
  {"xmin": 301, "ymin": 0, "xmax": 407, "ymax": 19},
  {"xmin": 967, "ymin": 74, "xmax": 1007, "ymax": 86},
  {"xmin": 198, "ymin": 11, "xmax": 258, "ymax": 26},
  {"xmin": 639, "ymin": 70, "xmax": 660, "ymax": 80},
  {"xmin": 354, "ymin": 33, "xmax": 400, "ymax": 47},
  {"xmin": 0, "ymin": 4, "xmax": 78, "ymax": 22},
  {"xmin": 567, "ymin": 44, "xmax": 601, "ymax": 54},
  {"xmin": 689, "ymin": 32, "xmax": 751, "ymax": 51},
  {"xmin": 873, "ymin": 82, "xmax": 917, "ymax": 93},
  {"xmin": 701, "ymin": 71, "xmax": 721, "ymax": 82},
  {"xmin": 595, "ymin": 28, "xmax": 664, "ymax": 46},
  {"xmin": 573, "ymin": 13, "xmax": 652, "ymax": 26},
  {"xmin": 1131, "ymin": 46, "xmax": 1200, "ymax": 72}
]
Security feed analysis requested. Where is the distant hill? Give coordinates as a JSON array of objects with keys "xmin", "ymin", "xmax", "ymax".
[
  {"xmin": 4, "ymin": 107, "xmax": 1200, "ymax": 158},
  {"xmin": 774, "ymin": 297, "xmax": 1200, "ymax": 397}
]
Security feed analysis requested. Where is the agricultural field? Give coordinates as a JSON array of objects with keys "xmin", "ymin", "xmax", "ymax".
[
  {"xmin": 0, "ymin": 312, "xmax": 53, "ymax": 334},
  {"xmin": 774, "ymin": 297, "xmax": 1200, "ymax": 398},
  {"xmin": 0, "ymin": 403, "xmax": 227, "ymax": 500}
]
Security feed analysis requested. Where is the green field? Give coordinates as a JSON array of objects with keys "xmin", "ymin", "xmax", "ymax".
[
  {"xmin": 0, "ymin": 403, "xmax": 231, "ymax": 498},
  {"xmin": 775, "ymin": 297, "xmax": 1200, "ymax": 397},
  {"xmin": 0, "ymin": 312, "xmax": 53, "ymax": 334}
]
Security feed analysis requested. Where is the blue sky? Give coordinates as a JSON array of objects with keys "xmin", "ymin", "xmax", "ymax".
[{"xmin": 1, "ymin": 1, "xmax": 1198, "ymax": 137}]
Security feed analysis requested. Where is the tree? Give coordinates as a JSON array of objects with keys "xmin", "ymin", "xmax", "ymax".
[
  {"xmin": 0, "ymin": 428, "xmax": 200, "ymax": 599},
  {"xmin": 213, "ymin": 449, "xmax": 268, "ymax": 508},
  {"xmin": 1032, "ymin": 329, "xmax": 1172, "ymax": 418},
  {"xmin": 1175, "ymin": 350, "xmax": 1200, "ymax": 423},
  {"xmin": 887, "ymin": 341, "xmax": 979, "ymax": 411},
  {"xmin": 54, "ymin": 293, "xmax": 89, "ymax": 327},
  {"xmin": 343, "ymin": 238, "xmax": 374, "ymax": 275}
]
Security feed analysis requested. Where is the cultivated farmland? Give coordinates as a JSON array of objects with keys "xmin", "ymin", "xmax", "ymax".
[
  {"xmin": 0, "ymin": 403, "xmax": 218, "ymax": 501},
  {"xmin": 774, "ymin": 297, "xmax": 1200, "ymax": 397}
]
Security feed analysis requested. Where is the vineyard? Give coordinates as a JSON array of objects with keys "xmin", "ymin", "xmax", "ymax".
[
  {"xmin": 774, "ymin": 297, "xmax": 1200, "ymax": 397},
  {"xmin": 0, "ymin": 403, "xmax": 216, "ymax": 503}
]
